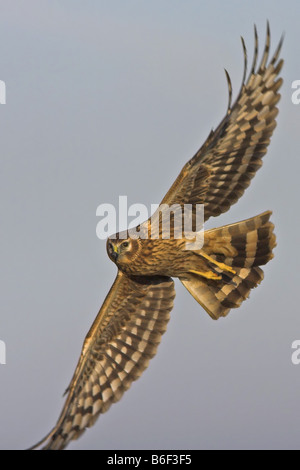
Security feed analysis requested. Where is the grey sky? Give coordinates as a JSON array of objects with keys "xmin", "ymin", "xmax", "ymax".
[{"xmin": 1, "ymin": 1, "xmax": 300, "ymax": 450}]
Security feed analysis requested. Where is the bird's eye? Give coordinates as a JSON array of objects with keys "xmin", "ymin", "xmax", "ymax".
[
  {"xmin": 108, "ymin": 243, "xmax": 113, "ymax": 251},
  {"xmin": 122, "ymin": 241, "xmax": 129, "ymax": 248}
]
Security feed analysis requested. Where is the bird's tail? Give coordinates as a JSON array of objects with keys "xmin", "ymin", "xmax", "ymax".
[{"xmin": 179, "ymin": 211, "xmax": 276, "ymax": 320}]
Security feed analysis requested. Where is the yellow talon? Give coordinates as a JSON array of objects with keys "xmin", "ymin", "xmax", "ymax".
[
  {"xmin": 189, "ymin": 270, "xmax": 222, "ymax": 280},
  {"xmin": 199, "ymin": 252, "xmax": 236, "ymax": 274},
  {"xmin": 214, "ymin": 261, "xmax": 236, "ymax": 274}
]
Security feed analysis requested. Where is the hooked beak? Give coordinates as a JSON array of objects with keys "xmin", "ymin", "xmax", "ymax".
[{"xmin": 111, "ymin": 245, "xmax": 119, "ymax": 261}]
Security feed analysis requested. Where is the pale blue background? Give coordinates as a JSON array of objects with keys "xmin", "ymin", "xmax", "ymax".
[{"xmin": 0, "ymin": 0, "xmax": 299, "ymax": 449}]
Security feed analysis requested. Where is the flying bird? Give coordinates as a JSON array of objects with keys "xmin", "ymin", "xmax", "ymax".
[{"xmin": 31, "ymin": 24, "xmax": 283, "ymax": 450}]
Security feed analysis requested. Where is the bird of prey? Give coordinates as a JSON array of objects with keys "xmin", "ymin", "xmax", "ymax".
[{"xmin": 31, "ymin": 24, "xmax": 283, "ymax": 450}]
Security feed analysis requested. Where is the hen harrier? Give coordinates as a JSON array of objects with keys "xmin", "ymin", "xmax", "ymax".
[{"xmin": 31, "ymin": 24, "xmax": 283, "ymax": 449}]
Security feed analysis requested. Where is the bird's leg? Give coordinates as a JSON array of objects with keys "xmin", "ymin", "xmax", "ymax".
[
  {"xmin": 198, "ymin": 251, "xmax": 236, "ymax": 274},
  {"xmin": 188, "ymin": 269, "xmax": 222, "ymax": 280}
]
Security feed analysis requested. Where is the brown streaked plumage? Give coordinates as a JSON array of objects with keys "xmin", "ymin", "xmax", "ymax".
[{"xmin": 30, "ymin": 24, "xmax": 282, "ymax": 450}]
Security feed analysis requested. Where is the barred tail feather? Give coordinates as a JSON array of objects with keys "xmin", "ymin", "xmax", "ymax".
[
  {"xmin": 180, "ymin": 211, "xmax": 276, "ymax": 320},
  {"xmin": 204, "ymin": 210, "xmax": 276, "ymax": 268}
]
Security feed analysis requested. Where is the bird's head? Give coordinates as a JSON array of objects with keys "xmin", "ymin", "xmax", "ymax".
[{"xmin": 106, "ymin": 230, "xmax": 141, "ymax": 267}]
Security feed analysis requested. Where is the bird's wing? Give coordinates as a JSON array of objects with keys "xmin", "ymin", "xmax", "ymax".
[
  {"xmin": 160, "ymin": 24, "xmax": 283, "ymax": 223},
  {"xmin": 30, "ymin": 272, "xmax": 175, "ymax": 450}
]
